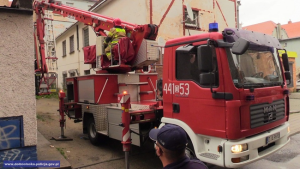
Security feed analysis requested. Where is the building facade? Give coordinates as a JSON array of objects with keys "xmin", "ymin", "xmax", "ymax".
[
  {"xmin": 55, "ymin": 0, "xmax": 238, "ymax": 89},
  {"xmin": 0, "ymin": 2, "xmax": 37, "ymax": 166},
  {"xmin": 52, "ymin": 0, "xmax": 98, "ymax": 37},
  {"xmin": 280, "ymin": 37, "xmax": 300, "ymax": 80},
  {"xmin": 281, "ymin": 21, "xmax": 300, "ymax": 79}
]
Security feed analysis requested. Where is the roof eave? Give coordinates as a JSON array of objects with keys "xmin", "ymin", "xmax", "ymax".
[{"xmin": 279, "ymin": 36, "xmax": 300, "ymax": 41}]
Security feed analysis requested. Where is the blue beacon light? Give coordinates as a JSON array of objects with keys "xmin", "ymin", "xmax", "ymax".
[{"xmin": 209, "ymin": 23, "xmax": 219, "ymax": 32}]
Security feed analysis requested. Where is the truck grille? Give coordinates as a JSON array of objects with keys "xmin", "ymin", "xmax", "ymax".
[{"xmin": 250, "ymin": 99, "xmax": 285, "ymax": 128}]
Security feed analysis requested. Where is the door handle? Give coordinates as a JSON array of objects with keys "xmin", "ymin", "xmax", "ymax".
[{"xmin": 173, "ymin": 103, "xmax": 180, "ymax": 113}]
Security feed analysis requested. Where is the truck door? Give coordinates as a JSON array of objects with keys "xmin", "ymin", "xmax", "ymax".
[{"xmin": 168, "ymin": 45, "xmax": 226, "ymax": 138}]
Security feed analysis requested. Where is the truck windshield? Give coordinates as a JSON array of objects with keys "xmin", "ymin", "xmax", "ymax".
[{"xmin": 226, "ymin": 48, "xmax": 283, "ymax": 88}]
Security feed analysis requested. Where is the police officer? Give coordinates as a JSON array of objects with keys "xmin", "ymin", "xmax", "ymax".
[
  {"xmin": 104, "ymin": 18, "xmax": 126, "ymax": 64},
  {"xmin": 149, "ymin": 124, "xmax": 208, "ymax": 169}
]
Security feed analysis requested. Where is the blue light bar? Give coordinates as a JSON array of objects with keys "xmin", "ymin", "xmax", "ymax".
[{"xmin": 209, "ymin": 23, "xmax": 219, "ymax": 32}]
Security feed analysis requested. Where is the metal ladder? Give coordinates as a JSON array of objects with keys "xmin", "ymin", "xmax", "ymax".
[
  {"xmin": 39, "ymin": 10, "xmax": 58, "ymax": 94},
  {"xmin": 44, "ymin": 10, "xmax": 58, "ymax": 70}
]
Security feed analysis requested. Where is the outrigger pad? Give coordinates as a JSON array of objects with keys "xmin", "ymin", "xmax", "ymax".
[{"xmin": 51, "ymin": 136, "xmax": 73, "ymax": 141}]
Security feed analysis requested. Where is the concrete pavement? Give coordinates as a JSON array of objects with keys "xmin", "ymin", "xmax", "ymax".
[
  {"xmin": 36, "ymin": 93, "xmax": 300, "ymax": 169},
  {"xmin": 37, "ymin": 131, "xmax": 72, "ymax": 169}
]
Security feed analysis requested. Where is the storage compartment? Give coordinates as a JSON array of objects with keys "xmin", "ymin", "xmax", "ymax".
[
  {"xmin": 132, "ymin": 39, "xmax": 159, "ymax": 68},
  {"xmin": 76, "ymin": 75, "xmax": 118, "ymax": 104},
  {"xmin": 78, "ymin": 79, "xmax": 95, "ymax": 103},
  {"xmin": 107, "ymin": 107, "xmax": 141, "ymax": 146}
]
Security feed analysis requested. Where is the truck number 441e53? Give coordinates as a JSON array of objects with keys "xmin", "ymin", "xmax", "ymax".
[{"xmin": 163, "ymin": 83, "xmax": 189, "ymax": 96}]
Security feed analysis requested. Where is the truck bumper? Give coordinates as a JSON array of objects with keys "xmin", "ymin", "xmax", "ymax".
[{"xmin": 224, "ymin": 122, "xmax": 290, "ymax": 168}]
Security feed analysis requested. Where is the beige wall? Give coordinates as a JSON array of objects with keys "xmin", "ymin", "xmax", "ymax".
[
  {"xmin": 56, "ymin": 23, "xmax": 97, "ymax": 88},
  {"xmin": 0, "ymin": 0, "xmax": 9, "ymax": 6},
  {"xmin": 0, "ymin": 12, "xmax": 36, "ymax": 146},
  {"xmin": 272, "ymin": 25, "xmax": 289, "ymax": 40}
]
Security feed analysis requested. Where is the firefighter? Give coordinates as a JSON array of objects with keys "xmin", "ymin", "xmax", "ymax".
[
  {"xmin": 104, "ymin": 18, "xmax": 126, "ymax": 64},
  {"xmin": 149, "ymin": 124, "xmax": 208, "ymax": 169},
  {"xmin": 190, "ymin": 54, "xmax": 201, "ymax": 82}
]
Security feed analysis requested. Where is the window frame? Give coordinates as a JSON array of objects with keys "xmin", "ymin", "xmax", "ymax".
[
  {"xmin": 83, "ymin": 27, "xmax": 89, "ymax": 47},
  {"xmin": 70, "ymin": 72, "xmax": 75, "ymax": 77},
  {"xmin": 62, "ymin": 40, "xmax": 66, "ymax": 57},
  {"xmin": 66, "ymin": 2, "xmax": 74, "ymax": 7},
  {"xmin": 184, "ymin": 8, "xmax": 199, "ymax": 28},
  {"xmin": 69, "ymin": 35, "xmax": 74, "ymax": 54},
  {"xmin": 84, "ymin": 70, "xmax": 91, "ymax": 75}
]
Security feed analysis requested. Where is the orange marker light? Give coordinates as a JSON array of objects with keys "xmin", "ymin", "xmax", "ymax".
[{"xmin": 123, "ymin": 90, "xmax": 128, "ymax": 95}]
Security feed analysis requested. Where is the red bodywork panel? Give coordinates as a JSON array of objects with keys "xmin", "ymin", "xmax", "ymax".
[
  {"xmin": 139, "ymin": 74, "xmax": 157, "ymax": 101},
  {"xmin": 66, "ymin": 73, "xmax": 157, "ymax": 105},
  {"xmin": 163, "ymin": 32, "xmax": 288, "ymax": 140},
  {"xmin": 83, "ymin": 45, "xmax": 96, "ymax": 64}
]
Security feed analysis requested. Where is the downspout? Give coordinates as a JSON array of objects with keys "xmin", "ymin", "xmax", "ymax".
[
  {"xmin": 237, "ymin": 1, "xmax": 241, "ymax": 29},
  {"xmin": 77, "ymin": 24, "xmax": 80, "ymax": 76}
]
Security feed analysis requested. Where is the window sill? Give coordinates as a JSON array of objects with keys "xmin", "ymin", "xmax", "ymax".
[
  {"xmin": 62, "ymin": 55, "xmax": 66, "ymax": 57},
  {"xmin": 69, "ymin": 51, "xmax": 75, "ymax": 54},
  {"xmin": 184, "ymin": 25, "xmax": 203, "ymax": 31}
]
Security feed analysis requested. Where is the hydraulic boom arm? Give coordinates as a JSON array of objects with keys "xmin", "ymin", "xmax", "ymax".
[{"xmin": 33, "ymin": 0, "xmax": 158, "ymax": 77}]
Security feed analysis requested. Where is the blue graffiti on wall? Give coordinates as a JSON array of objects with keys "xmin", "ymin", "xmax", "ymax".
[
  {"xmin": 0, "ymin": 117, "xmax": 36, "ymax": 169},
  {"xmin": 0, "ymin": 116, "xmax": 24, "ymax": 150},
  {"xmin": 0, "ymin": 146, "xmax": 37, "ymax": 169},
  {"xmin": 0, "ymin": 125, "xmax": 20, "ymax": 149}
]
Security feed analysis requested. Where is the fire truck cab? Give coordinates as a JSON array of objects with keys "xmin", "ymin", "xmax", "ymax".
[{"xmin": 160, "ymin": 25, "xmax": 291, "ymax": 168}]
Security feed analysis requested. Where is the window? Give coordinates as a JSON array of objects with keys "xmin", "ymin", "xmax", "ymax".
[
  {"xmin": 176, "ymin": 48, "xmax": 200, "ymax": 83},
  {"xmin": 66, "ymin": 2, "xmax": 74, "ymax": 7},
  {"xmin": 62, "ymin": 40, "xmax": 66, "ymax": 57},
  {"xmin": 62, "ymin": 73, "xmax": 67, "ymax": 89},
  {"xmin": 69, "ymin": 35, "xmax": 74, "ymax": 53},
  {"xmin": 70, "ymin": 72, "xmax": 75, "ymax": 77},
  {"xmin": 184, "ymin": 8, "xmax": 199, "ymax": 27},
  {"xmin": 176, "ymin": 45, "xmax": 218, "ymax": 86},
  {"xmin": 84, "ymin": 70, "xmax": 90, "ymax": 75},
  {"xmin": 83, "ymin": 28, "xmax": 89, "ymax": 47}
]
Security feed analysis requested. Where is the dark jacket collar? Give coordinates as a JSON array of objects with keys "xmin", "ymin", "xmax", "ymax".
[{"xmin": 163, "ymin": 156, "xmax": 189, "ymax": 169}]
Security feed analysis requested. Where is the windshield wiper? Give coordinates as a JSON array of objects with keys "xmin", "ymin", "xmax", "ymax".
[
  {"xmin": 235, "ymin": 83, "xmax": 266, "ymax": 88},
  {"xmin": 235, "ymin": 82, "xmax": 283, "ymax": 88},
  {"xmin": 268, "ymin": 81, "xmax": 283, "ymax": 86}
]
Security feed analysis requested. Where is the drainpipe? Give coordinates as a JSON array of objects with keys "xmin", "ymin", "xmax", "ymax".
[
  {"xmin": 237, "ymin": 1, "xmax": 241, "ymax": 29},
  {"xmin": 76, "ymin": 24, "xmax": 81, "ymax": 76}
]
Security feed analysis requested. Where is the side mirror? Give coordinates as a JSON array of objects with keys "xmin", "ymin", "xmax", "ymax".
[
  {"xmin": 197, "ymin": 46, "xmax": 213, "ymax": 72},
  {"xmin": 232, "ymin": 38, "xmax": 250, "ymax": 55},
  {"xmin": 282, "ymin": 53, "xmax": 290, "ymax": 71},
  {"xmin": 285, "ymin": 71, "xmax": 291, "ymax": 85}
]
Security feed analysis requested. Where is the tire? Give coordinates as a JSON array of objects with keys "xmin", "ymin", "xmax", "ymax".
[
  {"xmin": 87, "ymin": 118, "xmax": 102, "ymax": 145},
  {"xmin": 185, "ymin": 139, "xmax": 196, "ymax": 159}
]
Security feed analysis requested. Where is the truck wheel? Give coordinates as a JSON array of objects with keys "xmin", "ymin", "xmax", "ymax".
[
  {"xmin": 87, "ymin": 118, "xmax": 101, "ymax": 145},
  {"xmin": 185, "ymin": 140, "xmax": 196, "ymax": 159}
]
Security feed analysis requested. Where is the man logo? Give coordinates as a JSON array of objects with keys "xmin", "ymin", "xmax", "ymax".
[{"xmin": 264, "ymin": 105, "xmax": 276, "ymax": 113}]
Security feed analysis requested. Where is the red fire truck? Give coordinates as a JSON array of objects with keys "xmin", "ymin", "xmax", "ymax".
[{"xmin": 34, "ymin": 1, "xmax": 291, "ymax": 168}]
